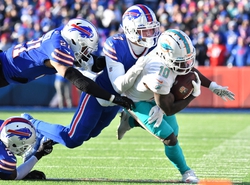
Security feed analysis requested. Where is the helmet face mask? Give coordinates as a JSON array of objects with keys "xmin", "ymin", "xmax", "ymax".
[
  {"xmin": 156, "ymin": 29, "xmax": 196, "ymax": 75},
  {"xmin": 0, "ymin": 117, "xmax": 36, "ymax": 156},
  {"xmin": 61, "ymin": 18, "xmax": 99, "ymax": 68},
  {"xmin": 121, "ymin": 4, "xmax": 160, "ymax": 48}
]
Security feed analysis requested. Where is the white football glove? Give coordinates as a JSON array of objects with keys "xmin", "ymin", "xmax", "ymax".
[
  {"xmin": 148, "ymin": 105, "xmax": 164, "ymax": 128},
  {"xmin": 192, "ymin": 72, "xmax": 201, "ymax": 97},
  {"xmin": 209, "ymin": 81, "xmax": 235, "ymax": 101}
]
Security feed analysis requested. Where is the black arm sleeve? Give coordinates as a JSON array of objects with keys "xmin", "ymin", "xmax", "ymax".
[{"xmin": 64, "ymin": 67, "xmax": 112, "ymax": 101}]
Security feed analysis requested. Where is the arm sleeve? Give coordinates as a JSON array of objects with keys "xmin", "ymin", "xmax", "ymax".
[
  {"xmin": 106, "ymin": 56, "xmax": 142, "ymax": 94},
  {"xmin": 15, "ymin": 156, "xmax": 38, "ymax": 180},
  {"xmin": 64, "ymin": 67, "xmax": 112, "ymax": 101},
  {"xmin": 106, "ymin": 56, "xmax": 127, "ymax": 94}
]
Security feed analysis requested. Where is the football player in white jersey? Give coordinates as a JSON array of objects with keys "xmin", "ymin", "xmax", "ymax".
[
  {"xmin": 108, "ymin": 5, "xmax": 234, "ymax": 141},
  {"xmin": 120, "ymin": 29, "xmax": 200, "ymax": 183}
]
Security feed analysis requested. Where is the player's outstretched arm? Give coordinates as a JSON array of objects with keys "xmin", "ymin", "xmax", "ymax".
[
  {"xmin": 51, "ymin": 61, "xmax": 135, "ymax": 109},
  {"xmin": 14, "ymin": 140, "xmax": 53, "ymax": 180},
  {"xmin": 0, "ymin": 140, "xmax": 53, "ymax": 180},
  {"xmin": 192, "ymin": 67, "xmax": 235, "ymax": 101},
  {"xmin": 113, "ymin": 56, "xmax": 146, "ymax": 94}
]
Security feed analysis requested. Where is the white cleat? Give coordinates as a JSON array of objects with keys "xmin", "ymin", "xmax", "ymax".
[
  {"xmin": 182, "ymin": 170, "xmax": 199, "ymax": 183},
  {"xmin": 117, "ymin": 111, "xmax": 131, "ymax": 140}
]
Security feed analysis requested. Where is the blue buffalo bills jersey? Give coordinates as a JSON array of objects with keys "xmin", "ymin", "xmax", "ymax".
[
  {"xmin": 0, "ymin": 26, "xmax": 75, "ymax": 84},
  {"xmin": 0, "ymin": 120, "xmax": 17, "ymax": 175},
  {"xmin": 95, "ymin": 33, "xmax": 155, "ymax": 95}
]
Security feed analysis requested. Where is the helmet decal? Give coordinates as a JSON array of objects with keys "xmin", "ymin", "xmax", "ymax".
[
  {"xmin": 6, "ymin": 128, "xmax": 33, "ymax": 140},
  {"xmin": 70, "ymin": 24, "xmax": 94, "ymax": 38},
  {"xmin": 122, "ymin": 9, "xmax": 141, "ymax": 20},
  {"xmin": 137, "ymin": 4, "xmax": 153, "ymax": 22},
  {"xmin": 0, "ymin": 116, "xmax": 36, "ymax": 156},
  {"xmin": 168, "ymin": 29, "xmax": 191, "ymax": 53},
  {"xmin": 161, "ymin": 43, "xmax": 173, "ymax": 51}
]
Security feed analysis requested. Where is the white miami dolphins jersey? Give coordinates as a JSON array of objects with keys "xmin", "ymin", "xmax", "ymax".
[{"xmin": 124, "ymin": 53, "xmax": 177, "ymax": 102}]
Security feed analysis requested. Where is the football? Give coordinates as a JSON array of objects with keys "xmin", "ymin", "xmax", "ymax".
[{"xmin": 170, "ymin": 72, "xmax": 197, "ymax": 101}]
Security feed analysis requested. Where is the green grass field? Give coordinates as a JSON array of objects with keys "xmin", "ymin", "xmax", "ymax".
[{"xmin": 1, "ymin": 112, "xmax": 250, "ymax": 185}]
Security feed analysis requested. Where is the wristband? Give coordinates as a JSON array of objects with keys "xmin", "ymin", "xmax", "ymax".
[
  {"xmin": 209, "ymin": 81, "xmax": 217, "ymax": 90},
  {"xmin": 109, "ymin": 95, "xmax": 115, "ymax": 102}
]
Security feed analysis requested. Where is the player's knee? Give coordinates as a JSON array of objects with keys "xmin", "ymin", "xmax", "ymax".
[
  {"xmin": 163, "ymin": 133, "xmax": 177, "ymax": 146},
  {"xmin": 65, "ymin": 139, "xmax": 83, "ymax": 148}
]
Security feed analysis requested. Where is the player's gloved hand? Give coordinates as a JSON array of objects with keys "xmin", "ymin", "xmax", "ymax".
[
  {"xmin": 209, "ymin": 81, "xmax": 235, "ymax": 101},
  {"xmin": 112, "ymin": 95, "xmax": 135, "ymax": 110},
  {"xmin": 148, "ymin": 105, "xmax": 164, "ymax": 128},
  {"xmin": 192, "ymin": 72, "xmax": 201, "ymax": 97},
  {"xmin": 35, "ymin": 140, "xmax": 53, "ymax": 160},
  {"xmin": 23, "ymin": 170, "xmax": 46, "ymax": 180}
]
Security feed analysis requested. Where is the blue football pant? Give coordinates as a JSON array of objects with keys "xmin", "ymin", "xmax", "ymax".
[
  {"xmin": 129, "ymin": 101, "xmax": 190, "ymax": 174},
  {"xmin": 33, "ymin": 93, "xmax": 120, "ymax": 148}
]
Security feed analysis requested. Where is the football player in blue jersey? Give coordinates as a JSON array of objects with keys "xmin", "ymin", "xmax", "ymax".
[
  {"xmin": 0, "ymin": 18, "xmax": 134, "ymax": 110},
  {"xmin": 20, "ymin": 4, "xmax": 160, "ymax": 161},
  {"xmin": 0, "ymin": 116, "xmax": 53, "ymax": 180},
  {"xmin": 20, "ymin": 4, "xmax": 234, "ymax": 178}
]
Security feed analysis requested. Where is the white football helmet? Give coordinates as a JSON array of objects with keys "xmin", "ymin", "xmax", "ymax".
[
  {"xmin": 156, "ymin": 29, "xmax": 196, "ymax": 75},
  {"xmin": 61, "ymin": 18, "xmax": 99, "ymax": 67},
  {"xmin": 121, "ymin": 4, "xmax": 160, "ymax": 48},
  {"xmin": 0, "ymin": 116, "xmax": 36, "ymax": 156}
]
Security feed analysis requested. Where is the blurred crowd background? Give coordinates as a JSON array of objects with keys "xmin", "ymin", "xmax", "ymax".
[{"xmin": 0, "ymin": 0, "xmax": 250, "ymax": 68}]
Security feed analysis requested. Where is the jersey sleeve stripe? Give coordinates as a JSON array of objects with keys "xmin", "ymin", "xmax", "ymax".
[
  {"xmin": 103, "ymin": 43, "xmax": 118, "ymax": 60},
  {"xmin": 54, "ymin": 49, "xmax": 74, "ymax": 60},
  {"xmin": 103, "ymin": 49, "xmax": 118, "ymax": 61},
  {"xmin": 0, "ymin": 160, "xmax": 16, "ymax": 166},
  {"xmin": 103, "ymin": 42, "xmax": 116, "ymax": 53},
  {"xmin": 51, "ymin": 52, "xmax": 74, "ymax": 65},
  {"xmin": 0, "ymin": 164, "xmax": 15, "ymax": 171}
]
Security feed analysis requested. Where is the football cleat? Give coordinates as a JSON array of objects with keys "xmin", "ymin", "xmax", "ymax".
[
  {"xmin": 117, "ymin": 111, "xmax": 132, "ymax": 140},
  {"xmin": 182, "ymin": 169, "xmax": 199, "ymax": 183},
  {"xmin": 21, "ymin": 113, "xmax": 34, "ymax": 121}
]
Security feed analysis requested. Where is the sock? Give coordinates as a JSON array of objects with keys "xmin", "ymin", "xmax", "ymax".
[{"xmin": 164, "ymin": 142, "xmax": 190, "ymax": 174}]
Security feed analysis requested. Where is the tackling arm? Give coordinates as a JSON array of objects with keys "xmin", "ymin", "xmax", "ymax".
[
  {"xmin": 108, "ymin": 56, "xmax": 145, "ymax": 94},
  {"xmin": 51, "ymin": 60, "xmax": 112, "ymax": 101},
  {"xmin": 50, "ymin": 60, "xmax": 135, "ymax": 109}
]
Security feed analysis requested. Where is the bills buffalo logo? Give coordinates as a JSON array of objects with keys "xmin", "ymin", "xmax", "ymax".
[
  {"xmin": 122, "ymin": 9, "xmax": 141, "ymax": 20},
  {"xmin": 6, "ymin": 128, "xmax": 33, "ymax": 140},
  {"xmin": 70, "ymin": 24, "xmax": 94, "ymax": 39}
]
